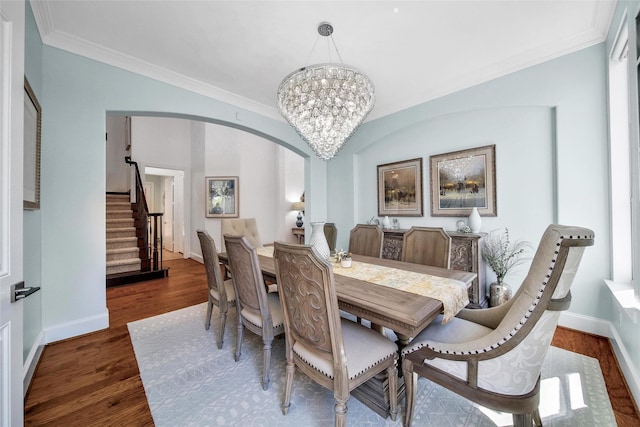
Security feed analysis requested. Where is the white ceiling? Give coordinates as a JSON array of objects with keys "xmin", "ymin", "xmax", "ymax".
[{"xmin": 30, "ymin": 1, "xmax": 616, "ymax": 122}]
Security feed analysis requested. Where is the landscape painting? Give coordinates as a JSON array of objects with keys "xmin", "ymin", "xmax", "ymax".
[{"xmin": 430, "ymin": 145, "xmax": 496, "ymax": 217}]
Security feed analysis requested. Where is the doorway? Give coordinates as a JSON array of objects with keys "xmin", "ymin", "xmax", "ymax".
[{"xmin": 144, "ymin": 167, "xmax": 185, "ymax": 259}]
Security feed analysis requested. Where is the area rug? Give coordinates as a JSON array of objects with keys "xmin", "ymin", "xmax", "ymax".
[{"xmin": 128, "ymin": 303, "xmax": 616, "ymax": 426}]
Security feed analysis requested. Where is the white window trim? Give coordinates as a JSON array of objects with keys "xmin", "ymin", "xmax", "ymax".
[{"xmin": 607, "ymin": 9, "xmax": 640, "ymax": 323}]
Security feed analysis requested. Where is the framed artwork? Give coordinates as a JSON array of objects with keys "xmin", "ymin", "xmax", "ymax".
[
  {"xmin": 430, "ymin": 144, "xmax": 496, "ymax": 217},
  {"xmin": 206, "ymin": 176, "xmax": 239, "ymax": 218},
  {"xmin": 377, "ymin": 158, "xmax": 423, "ymax": 217},
  {"xmin": 24, "ymin": 77, "xmax": 41, "ymax": 210}
]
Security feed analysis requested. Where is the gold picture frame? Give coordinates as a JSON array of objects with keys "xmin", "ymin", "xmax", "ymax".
[
  {"xmin": 377, "ymin": 158, "xmax": 424, "ymax": 217},
  {"xmin": 430, "ymin": 145, "xmax": 496, "ymax": 217},
  {"xmin": 24, "ymin": 77, "xmax": 41, "ymax": 210}
]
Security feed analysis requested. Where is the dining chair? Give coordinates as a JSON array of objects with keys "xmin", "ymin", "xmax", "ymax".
[
  {"xmin": 401, "ymin": 226, "xmax": 451, "ymax": 268},
  {"xmin": 221, "ymin": 218, "xmax": 263, "ymax": 251},
  {"xmin": 324, "ymin": 222, "xmax": 338, "ymax": 253},
  {"xmin": 401, "ymin": 224, "xmax": 594, "ymax": 427},
  {"xmin": 223, "ymin": 234, "xmax": 284, "ymax": 390},
  {"xmin": 273, "ymin": 241, "xmax": 399, "ymax": 426},
  {"xmin": 197, "ymin": 230, "xmax": 236, "ymax": 349},
  {"xmin": 348, "ymin": 224, "xmax": 384, "ymax": 258}
]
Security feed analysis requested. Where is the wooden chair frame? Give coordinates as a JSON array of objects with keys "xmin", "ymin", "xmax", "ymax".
[
  {"xmin": 348, "ymin": 224, "xmax": 384, "ymax": 258},
  {"xmin": 273, "ymin": 242, "xmax": 398, "ymax": 426},
  {"xmin": 197, "ymin": 229, "xmax": 234, "ymax": 349},
  {"xmin": 401, "ymin": 226, "xmax": 451, "ymax": 268},
  {"xmin": 224, "ymin": 234, "xmax": 284, "ymax": 390}
]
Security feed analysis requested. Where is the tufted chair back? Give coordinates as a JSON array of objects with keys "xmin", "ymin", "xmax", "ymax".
[
  {"xmin": 401, "ymin": 224, "xmax": 594, "ymax": 427},
  {"xmin": 221, "ymin": 218, "xmax": 263, "ymax": 251}
]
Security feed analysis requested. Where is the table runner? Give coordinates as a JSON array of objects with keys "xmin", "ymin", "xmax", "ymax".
[{"xmin": 258, "ymin": 246, "xmax": 469, "ymax": 323}]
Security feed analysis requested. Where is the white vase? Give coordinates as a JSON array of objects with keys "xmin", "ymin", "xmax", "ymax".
[
  {"xmin": 309, "ymin": 222, "xmax": 330, "ymax": 259},
  {"xmin": 468, "ymin": 207, "xmax": 481, "ymax": 233},
  {"xmin": 382, "ymin": 216, "xmax": 391, "ymax": 229}
]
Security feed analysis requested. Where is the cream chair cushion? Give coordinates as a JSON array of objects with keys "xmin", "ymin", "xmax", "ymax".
[
  {"xmin": 209, "ymin": 278, "xmax": 236, "ymax": 303},
  {"xmin": 240, "ymin": 293, "xmax": 284, "ymax": 329},
  {"xmin": 292, "ymin": 319, "xmax": 398, "ymax": 380}
]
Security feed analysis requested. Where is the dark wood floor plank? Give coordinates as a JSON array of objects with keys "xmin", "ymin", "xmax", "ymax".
[{"xmin": 24, "ymin": 258, "xmax": 639, "ymax": 426}]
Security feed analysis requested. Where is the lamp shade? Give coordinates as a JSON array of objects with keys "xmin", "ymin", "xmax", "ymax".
[{"xmin": 291, "ymin": 201, "xmax": 305, "ymax": 212}]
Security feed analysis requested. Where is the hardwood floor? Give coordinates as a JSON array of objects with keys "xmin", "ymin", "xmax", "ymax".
[{"xmin": 24, "ymin": 258, "xmax": 640, "ymax": 426}]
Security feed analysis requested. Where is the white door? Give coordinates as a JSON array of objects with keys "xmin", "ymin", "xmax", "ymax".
[
  {"xmin": 174, "ymin": 173, "xmax": 184, "ymax": 254},
  {"xmin": 0, "ymin": 2, "xmax": 26, "ymax": 425},
  {"xmin": 163, "ymin": 177, "xmax": 174, "ymax": 251},
  {"xmin": 144, "ymin": 181, "xmax": 154, "ymax": 213}
]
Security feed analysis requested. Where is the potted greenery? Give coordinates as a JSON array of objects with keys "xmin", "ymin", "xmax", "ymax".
[
  {"xmin": 482, "ymin": 228, "xmax": 532, "ymax": 307},
  {"xmin": 336, "ymin": 249, "xmax": 353, "ymax": 268}
]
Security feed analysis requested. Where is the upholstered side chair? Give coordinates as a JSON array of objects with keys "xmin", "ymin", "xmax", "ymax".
[
  {"xmin": 273, "ymin": 241, "xmax": 399, "ymax": 426},
  {"xmin": 401, "ymin": 224, "xmax": 594, "ymax": 427},
  {"xmin": 197, "ymin": 230, "xmax": 236, "ymax": 349},
  {"xmin": 324, "ymin": 222, "xmax": 338, "ymax": 253},
  {"xmin": 348, "ymin": 224, "xmax": 384, "ymax": 258},
  {"xmin": 223, "ymin": 234, "xmax": 284, "ymax": 390},
  {"xmin": 401, "ymin": 226, "xmax": 451, "ymax": 268},
  {"xmin": 221, "ymin": 218, "xmax": 263, "ymax": 251}
]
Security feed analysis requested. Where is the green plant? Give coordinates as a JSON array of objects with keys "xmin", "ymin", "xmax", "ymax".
[{"xmin": 482, "ymin": 228, "xmax": 532, "ymax": 283}]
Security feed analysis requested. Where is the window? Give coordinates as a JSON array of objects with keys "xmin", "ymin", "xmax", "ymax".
[{"xmin": 607, "ymin": 9, "xmax": 640, "ymax": 319}]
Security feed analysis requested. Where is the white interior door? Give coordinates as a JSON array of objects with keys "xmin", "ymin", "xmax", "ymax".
[
  {"xmin": 174, "ymin": 173, "xmax": 184, "ymax": 254},
  {"xmin": 163, "ymin": 177, "xmax": 174, "ymax": 251},
  {"xmin": 144, "ymin": 181, "xmax": 154, "ymax": 212},
  {"xmin": 0, "ymin": 2, "xmax": 26, "ymax": 424}
]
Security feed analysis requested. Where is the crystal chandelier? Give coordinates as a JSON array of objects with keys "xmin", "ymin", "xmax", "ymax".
[{"xmin": 277, "ymin": 23, "xmax": 375, "ymax": 161}]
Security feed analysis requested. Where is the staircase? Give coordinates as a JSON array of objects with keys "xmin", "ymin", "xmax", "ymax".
[{"xmin": 106, "ymin": 194, "xmax": 141, "ymax": 275}]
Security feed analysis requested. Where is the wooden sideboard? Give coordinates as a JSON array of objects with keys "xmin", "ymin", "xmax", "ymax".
[{"xmin": 382, "ymin": 229, "xmax": 487, "ymax": 308}]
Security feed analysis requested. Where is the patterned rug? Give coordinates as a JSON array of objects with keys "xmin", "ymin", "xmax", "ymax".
[{"xmin": 128, "ymin": 303, "xmax": 615, "ymax": 426}]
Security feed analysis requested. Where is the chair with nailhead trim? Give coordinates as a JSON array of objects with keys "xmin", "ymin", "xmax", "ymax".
[
  {"xmin": 401, "ymin": 224, "xmax": 594, "ymax": 427},
  {"xmin": 273, "ymin": 241, "xmax": 399, "ymax": 426}
]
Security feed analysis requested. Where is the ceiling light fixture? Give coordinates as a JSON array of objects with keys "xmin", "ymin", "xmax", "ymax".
[{"xmin": 277, "ymin": 23, "xmax": 375, "ymax": 161}]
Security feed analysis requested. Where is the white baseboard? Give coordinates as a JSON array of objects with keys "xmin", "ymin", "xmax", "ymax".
[
  {"xmin": 558, "ymin": 310, "xmax": 612, "ymax": 338},
  {"xmin": 44, "ymin": 308, "xmax": 109, "ymax": 344},
  {"xmin": 190, "ymin": 253, "xmax": 203, "ymax": 264},
  {"xmin": 23, "ymin": 330, "xmax": 45, "ymax": 397},
  {"xmin": 559, "ymin": 311, "xmax": 640, "ymax": 408}
]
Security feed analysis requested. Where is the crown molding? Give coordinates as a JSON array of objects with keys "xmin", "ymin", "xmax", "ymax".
[
  {"xmin": 29, "ymin": 1, "xmax": 283, "ymax": 122},
  {"xmin": 370, "ymin": 10, "xmax": 613, "ymax": 122}
]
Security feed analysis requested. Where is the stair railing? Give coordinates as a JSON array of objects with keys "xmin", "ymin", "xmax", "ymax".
[{"xmin": 125, "ymin": 156, "xmax": 164, "ymax": 272}]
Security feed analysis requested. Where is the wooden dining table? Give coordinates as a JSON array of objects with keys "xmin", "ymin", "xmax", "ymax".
[{"xmin": 217, "ymin": 250, "xmax": 476, "ymax": 418}]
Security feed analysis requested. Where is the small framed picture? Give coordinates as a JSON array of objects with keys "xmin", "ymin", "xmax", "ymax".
[
  {"xmin": 377, "ymin": 158, "xmax": 424, "ymax": 217},
  {"xmin": 205, "ymin": 176, "xmax": 239, "ymax": 218},
  {"xmin": 430, "ymin": 145, "xmax": 496, "ymax": 217}
]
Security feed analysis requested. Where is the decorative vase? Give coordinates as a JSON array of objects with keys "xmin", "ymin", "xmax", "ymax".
[
  {"xmin": 295, "ymin": 211, "xmax": 304, "ymax": 228},
  {"xmin": 340, "ymin": 258, "xmax": 352, "ymax": 268},
  {"xmin": 309, "ymin": 222, "xmax": 330, "ymax": 259},
  {"xmin": 489, "ymin": 280, "xmax": 512, "ymax": 307},
  {"xmin": 382, "ymin": 216, "xmax": 391, "ymax": 229},
  {"xmin": 468, "ymin": 207, "xmax": 481, "ymax": 233}
]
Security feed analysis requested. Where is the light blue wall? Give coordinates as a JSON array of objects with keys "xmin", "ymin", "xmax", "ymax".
[
  {"xmin": 329, "ymin": 44, "xmax": 610, "ymax": 321},
  {"xmin": 36, "ymin": 44, "xmax": 319, "ymax": 340}
]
